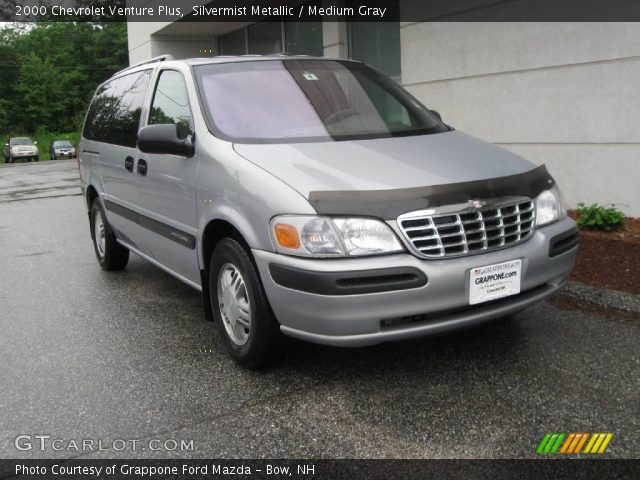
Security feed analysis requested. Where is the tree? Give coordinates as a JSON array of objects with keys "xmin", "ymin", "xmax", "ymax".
[{"xmin": 0, "ymin": 21, "xmax": 129, "ymax": 135}]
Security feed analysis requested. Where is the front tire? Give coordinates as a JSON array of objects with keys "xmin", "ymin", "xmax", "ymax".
[
  {"xmin": 90, "ymin": 199, "xmax": 129, "ymax": 271},
  {"xmin": 209, "ymin": 238, "xmax": 282, "ymax": 369}
]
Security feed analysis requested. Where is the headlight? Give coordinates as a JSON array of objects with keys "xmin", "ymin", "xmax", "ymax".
[
  {"xmin": 535, "ymin": 186, "xmax": 566, "ymax": 226},
  {"xmin": 270, "ymin": 215, "xmax": 404, "ymax": 257}
]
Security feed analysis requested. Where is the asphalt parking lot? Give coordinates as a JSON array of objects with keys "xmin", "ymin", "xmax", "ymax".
[
  {"xmin": 0, "ymin": 159, "xmax": 80, "ymax": 203},
  {"xmin": 0, "ymin": 160, "xmax": 638, "ymax": 459}
]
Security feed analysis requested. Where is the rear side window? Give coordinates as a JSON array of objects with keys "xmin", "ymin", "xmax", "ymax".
[
  {"xmin": 149, "ymin": 70, "xmax": 193, "ymax": 139},
  {"xmin": 83, "ymin": 70, "xmax": 152, "ymax": 147}
]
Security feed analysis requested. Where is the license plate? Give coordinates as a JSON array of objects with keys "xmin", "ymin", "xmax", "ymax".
[{"xmin": 469, "ymin": 259, "xmax": 522, "ymax": 305}]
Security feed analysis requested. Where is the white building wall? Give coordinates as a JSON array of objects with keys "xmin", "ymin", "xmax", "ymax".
[
  {"xmin": 127, "ymin": 22, "xmax": 171, "ymax": 64},
  {"xmin": 127, "ymin": 22, "xmax": 217, "ymax": 64},
  {"xmin": 401, "ymin": 22, "xmax": 640, "ymax": 216}
]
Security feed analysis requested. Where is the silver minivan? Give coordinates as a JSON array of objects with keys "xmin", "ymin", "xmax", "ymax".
[{"xmin": 80, "ymin": 55, "xmax": 579, "ymax": 368}]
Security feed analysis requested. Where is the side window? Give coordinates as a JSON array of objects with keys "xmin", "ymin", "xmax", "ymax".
[
  {"xmin": 149, "ymin": 70, "xmax": 193, "ymax": 139},
  {"xmin": 83, "ymin": 69, "xmax": 151, "ymax": 147}
]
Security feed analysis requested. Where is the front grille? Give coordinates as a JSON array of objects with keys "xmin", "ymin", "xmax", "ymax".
[{"xmin": 398, "ymin": 198, "xmax": 535, "ymax": 258}]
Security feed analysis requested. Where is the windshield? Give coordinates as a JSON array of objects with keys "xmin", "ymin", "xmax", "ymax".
[
  {"xmin": 195, "ymin": 60, "xmax": 448, "ymax": 143},
  {"xmin": 11, "ymin": 138, "xmax": 34, "ymax": 145},
  {"xmin": 54, "ymin": 141, "xmax": 73, "ymax": 148}
]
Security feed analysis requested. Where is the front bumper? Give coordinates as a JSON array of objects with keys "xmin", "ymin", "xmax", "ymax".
[
  {"xmin": 253, "ymin": 217, "xmax": 579, "ymax": 347},
  {"xmin": 54, "ymin": 151, "xmax": 76, "ymax": 158}
]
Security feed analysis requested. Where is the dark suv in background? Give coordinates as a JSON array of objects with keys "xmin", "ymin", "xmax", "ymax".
[{"xmin": 50, "ymin": 140, "xmax": 76, "ymax": 160}]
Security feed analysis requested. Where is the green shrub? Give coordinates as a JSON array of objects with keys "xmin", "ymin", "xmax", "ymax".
[
  {"xmin": 576, "ymin": 203, "xmax": 625, "ymax": 231},
  {"xmin": 34, "ymin": 128, "xmax": 81, "ymax": 160}
]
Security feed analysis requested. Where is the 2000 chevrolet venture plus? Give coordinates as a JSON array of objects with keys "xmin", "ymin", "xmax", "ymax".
[{"xmin": 80, "ymin": 55, "xmax": 579, "ymax": 368}]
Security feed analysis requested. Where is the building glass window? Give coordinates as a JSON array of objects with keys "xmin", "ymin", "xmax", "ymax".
[
  {"xmin": 348, "ymin": 1, "xmax": 401, "ymax": 81},
  {"xmin": 218, "ymin": 28, "xmax": 246, "ymax": 55},
  {"xmin": 285, "ymin": 21, "xmax": 323, "ymax": 56},
  {"xmin": 248, "ymin": 22, "xmax": 282, "ymax": 55},
  {"xmin": 217, "ymin": 21, "xmax": 323, "ymax": 57}
]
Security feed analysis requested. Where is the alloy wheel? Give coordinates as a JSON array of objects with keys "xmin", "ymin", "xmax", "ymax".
[{"xmin": 217, "ymin": 263, "xmax": 251, "ymax": 345}]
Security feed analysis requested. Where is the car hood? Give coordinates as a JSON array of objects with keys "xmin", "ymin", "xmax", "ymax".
[{"xmin": 233, "ymin": 131, "xmax": 537, "ymax": 199}]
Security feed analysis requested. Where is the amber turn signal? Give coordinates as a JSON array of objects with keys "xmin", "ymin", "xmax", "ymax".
[{"xmin": 274, "ymin": 223, "xmax": 300, "ymax": 249}]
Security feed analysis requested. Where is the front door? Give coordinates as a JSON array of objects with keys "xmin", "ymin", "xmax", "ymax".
[{"xmin": 134, "ymin": 68, "xmax": 200, "ymax": 286}]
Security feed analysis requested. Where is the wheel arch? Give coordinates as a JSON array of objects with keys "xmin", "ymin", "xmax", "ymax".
[
  {"xmin": 85, "ymin": 185, "xmax": 99, "ymax": 212},
  {"xmin": 199, "ymin": 217, "xmax": 257, "ymax": 322},
  {"xmin": 200, "ymin": 218, "xmax": 251, "ymax": 272}
]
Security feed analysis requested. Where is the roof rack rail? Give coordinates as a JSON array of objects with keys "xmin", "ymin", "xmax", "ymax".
[
  {"xmin": 118, "ymin": 54, "xmax": 175, "ymax": 74},
  {"xmin": 236, "ymin": 52, "xmax": 311, "ymax": 57},
  {"xmin": 272, "ymin": 52, "xmax": 311, "ymax": 57}
]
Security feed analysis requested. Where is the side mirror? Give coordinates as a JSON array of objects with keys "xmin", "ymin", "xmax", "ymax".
[
  {"xmin": 430, "ymin": 110, "xmax": 442, "ymax": 122},
  {"xmin": 33, "ymin": 141, "xmax": 37, "ymax": 145},
  {"xmin": 137, "ymin": 124, "xmax": 194, "ymax": 157},
  {"xmin": 4, "ymin": 143, "xmax": 8, "ymax": 147}
]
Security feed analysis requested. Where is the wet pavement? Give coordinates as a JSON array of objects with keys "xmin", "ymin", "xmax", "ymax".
[{"xmin": 0, "ymin": 159, "xmax": 80, "ymax": 203}]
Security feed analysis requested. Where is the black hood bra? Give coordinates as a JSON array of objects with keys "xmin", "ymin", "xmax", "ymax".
[{"xmin": 308, "ymin": 165, "xmax": 555, "ymax": 220}]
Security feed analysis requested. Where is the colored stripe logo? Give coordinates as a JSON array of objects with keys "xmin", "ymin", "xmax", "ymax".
[{"xmin": 537, "ymin": 433, "xmax": 613, "ymax": 454}]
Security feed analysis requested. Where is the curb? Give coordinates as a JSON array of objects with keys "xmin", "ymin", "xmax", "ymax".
[{"xmin": 557, "ymin": 281, "xmax": 640, "ymax": 314}]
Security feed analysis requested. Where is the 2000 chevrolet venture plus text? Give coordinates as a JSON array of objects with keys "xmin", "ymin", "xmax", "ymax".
[{"xmin": 79, "ymin": 55, "xmax": 579, "ymax": 368}]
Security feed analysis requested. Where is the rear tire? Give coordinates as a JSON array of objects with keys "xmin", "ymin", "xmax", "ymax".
[
  {"xmin": 90, "ymin": 199, "xmax": 129, "ymax": 271},
  {"xmin": 209, "ymin": 238, "xmax": 282, "ymax": 369}
]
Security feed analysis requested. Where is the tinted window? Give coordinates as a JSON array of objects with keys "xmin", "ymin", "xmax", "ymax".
[
  {"xmin": 83, "ymin": 70, "xmax": 151, "ymax": 147},
  {"xmin": 219, "ymin": 20, "xmax": 323, "ymax": 57},
  {"xmin": 248, "ymin": 22, "xmax": 282, "ymax": 55},
  {"xmin": 195, "ymin": 60, "xmax": 446, "ymax": 143},
  {"xmin": 349, "ymin": 1, "xmax": 401, "ymax": 80},
  {"xmin": 285, "ymin": 21, "xmax": 323, "ymax": 56},
  {"xmin": 149, "ymin": 70, "xmax": 193, "ymax": 139},
  {"xmin": 218, "ymin": 29, "xmax": 246, "ymax": 55},
  {"xmin": 54, "ymin": 140, "xmax": 73, "ymax": 148}
]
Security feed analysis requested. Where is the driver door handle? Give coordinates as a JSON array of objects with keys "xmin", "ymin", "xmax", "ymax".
[{"xmin": 137, "ymin": 159, "xmax": 148, "ymax": 176}]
